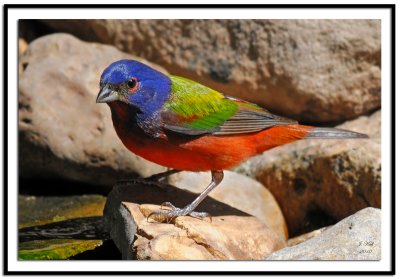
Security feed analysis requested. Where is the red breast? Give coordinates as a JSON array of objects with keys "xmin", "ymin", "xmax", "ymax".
[{"xmin": 109, "ymin": 102, "xmax": 312, "ymax": 171}]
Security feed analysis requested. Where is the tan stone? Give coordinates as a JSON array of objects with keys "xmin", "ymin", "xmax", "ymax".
[
  {"xmin": 43, "ymin": 19, "xmax": 381, "ymax": 123},
  {"xmin": 19, "ymin": 38, "xmax": 28, "ymax": 56},
  {"xmin": 103, "ymin": 180, "xmax": 286, "ymax": 260},
  {"xmin": 19, "ymin": 33, "xmax": 167, "ymax": 185},
  {"xmin": 168, "ymin": 171, "xmax": 288, "ymax": 239}
]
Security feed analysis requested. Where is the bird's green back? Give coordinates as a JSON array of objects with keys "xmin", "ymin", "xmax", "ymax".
[
  {"xmin": 162, "ymin": 75, "xmax": 297, "ymax": 136},
  {"xmin": 163, "ymin": 76, "xmax": 238, "ymax": 132}
]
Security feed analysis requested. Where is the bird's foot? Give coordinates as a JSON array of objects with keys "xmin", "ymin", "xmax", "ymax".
[{"xmin": 147, "ymin": 202, "xmax": 211, "ymax": 223}]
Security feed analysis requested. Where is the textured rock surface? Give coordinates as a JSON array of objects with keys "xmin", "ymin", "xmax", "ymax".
[
  {"xmin": 266, "ymin": 207, "xmax": 381, "ymax": 260},
  {"xmin": 19, "ymin": 38, "xmax": 28, "ymax": 56},
  {"xmin": 287, "ymin": 226, "xmax": 330, "ymax": 247},
  {"xmin": 168, "ymin": 171, "xmax": 288, "ymax": 239},
  {"xmin": 43, "ymin": 19, "xmax": 381, "ymax": 123},
  {"xmin": 103, "ymin": 179, "xmax": 286, "ymax": 260},
  {"xmin": 19, "ymin": 33, "xmax": 167, "ymax": 185},
  {"xmin": 236, "ymin": 110, "xmax": 381, "ymax": 235},
  {"xmin": 19, "ymin": 38, "xmax": 28, "ymax": 77}
]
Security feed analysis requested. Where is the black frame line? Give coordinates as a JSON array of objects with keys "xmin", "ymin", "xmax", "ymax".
[{"xmin": 3, "ymin": 3, "xmax": 395, "ymax": 276}]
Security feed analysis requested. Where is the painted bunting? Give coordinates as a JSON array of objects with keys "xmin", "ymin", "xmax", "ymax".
[{"xmin": 96, "ymin": 59, "xmax": 368, "ymax": 221}]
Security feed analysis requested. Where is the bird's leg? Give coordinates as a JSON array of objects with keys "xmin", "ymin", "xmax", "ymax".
[{"xmin": 148, "ymin": 170, "xmax": 224, "ymax": 222}]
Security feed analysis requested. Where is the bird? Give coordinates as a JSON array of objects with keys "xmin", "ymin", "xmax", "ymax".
[{"xmin": 96, "ymin": 59, "xmax": 368, "ymax": 221}]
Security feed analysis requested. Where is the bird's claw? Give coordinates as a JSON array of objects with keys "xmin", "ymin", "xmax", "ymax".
[
  {"xmin": 147, "ymin": 202, "xmax": 212, "ymax": 223},
  {"xmin": 160, "ymin": 202, "xmax": 178, "ymax": 210}
]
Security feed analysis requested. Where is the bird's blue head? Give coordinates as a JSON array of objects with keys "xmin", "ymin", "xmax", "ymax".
[{"xmin": 96, "ymin": 60, "xmax": 171, "ymax": 115}]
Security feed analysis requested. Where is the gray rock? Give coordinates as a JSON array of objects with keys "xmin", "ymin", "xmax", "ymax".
[
  {"xmin": 19, "ymin": 33, "xmax": 167, "ymax": 186},
  {"xmin": 287, "ymin": 226, "xmax": 330, "ymax": 247},
  {"xmin": 102, "ymin": 187, "xmax": 137, "ymax": 260},
  {"xmin": 43, "ymin": 19, "xmax": 381, "ymax": 123},
  {"xmin": 266, "ymin": 207, "xmax": 381, "ymax": 260}
]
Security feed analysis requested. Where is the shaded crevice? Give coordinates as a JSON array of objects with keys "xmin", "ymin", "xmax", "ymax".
[
  {"xmin": 292, "ymin": 204, "xmax": 337, "ymax": 237},
  {"xmin": 135, "ymin": 228, "xmax": 154, "ymax": 241},
  {"xmin": 172, "ymin": 221, "xmax": 224, "ymax": 259},
  {"xmin": 191, "ymin": 237, "xmax": 225, "ymax": 259}
]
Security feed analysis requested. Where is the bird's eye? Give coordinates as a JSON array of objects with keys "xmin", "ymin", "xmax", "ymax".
[{"xmin": 127, "ymin": 77, "xmax": 139, "ymax": 93}]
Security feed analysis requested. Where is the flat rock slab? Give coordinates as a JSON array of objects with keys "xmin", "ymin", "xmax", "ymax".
[
  {"xmin": 266, "ymin": 207, "xmax": 381, "ymax": 260},
  {"xmin": 168, "ymin": 171, "xmax": 288, "ymax": 239},
  {"xmin": 103, "ymin": 181, "xmax": 286, "ymax": 260}
]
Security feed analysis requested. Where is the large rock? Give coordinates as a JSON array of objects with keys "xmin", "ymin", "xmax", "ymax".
[
  {"xmin": 43, "ymin": 19, "xmax": 381, "ymax": 123},
  {"xmin": 168, "ymin": 171, "xmax": 288, "ymax": 239},
  {"xmin": 266, "ymin": 207, "xmax": 381, "ymax": 260},
  {"xmin": 19, "ymin": 33, "xmax": 167, "ymax": 185},
  {"xmin": 103, "ymin": 179, "xmax": 286, "ymax": 260},
  {"xmin": 236, "ymin": 111, "xmax": 381, "ymax": 236}
]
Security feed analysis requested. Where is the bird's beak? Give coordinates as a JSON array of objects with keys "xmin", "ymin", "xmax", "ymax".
[{"xmin": 96, "ymin": 87, "xmax": 120, "ymax": 103}]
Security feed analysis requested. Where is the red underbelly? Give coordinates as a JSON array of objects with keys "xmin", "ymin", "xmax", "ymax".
[{"xmin": 112, "ymin": 117, "xmax": 311, "ymax": 171}]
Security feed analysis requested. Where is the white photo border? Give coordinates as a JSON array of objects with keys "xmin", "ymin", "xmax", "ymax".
[{"xmin": 3, "ymin": 3, "xmax": 395, "ymax": 275}]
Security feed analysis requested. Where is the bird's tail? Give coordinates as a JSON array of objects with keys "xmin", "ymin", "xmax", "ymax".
[{"xmin": 304, "ymin": 127, "xmax": 369, "ymax": 139}]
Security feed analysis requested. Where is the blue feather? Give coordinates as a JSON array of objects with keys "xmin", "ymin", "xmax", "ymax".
[{"xmin": 101, "ymin": 59, "xmax": 172, "ymax": 126}]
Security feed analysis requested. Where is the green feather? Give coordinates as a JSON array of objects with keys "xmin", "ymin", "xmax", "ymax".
[
  {"xmin": 162, "ymin": 75, "xmax": 297, "ymax": 136},
  {"xmin": 163, "ymin": 76, "xmax": 238, "ymax": 131}
]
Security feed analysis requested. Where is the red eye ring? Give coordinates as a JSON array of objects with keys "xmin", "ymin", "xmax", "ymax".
[{"xmin": 127, "ymin": 77, "xmax": 139, "ymax": 93}]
